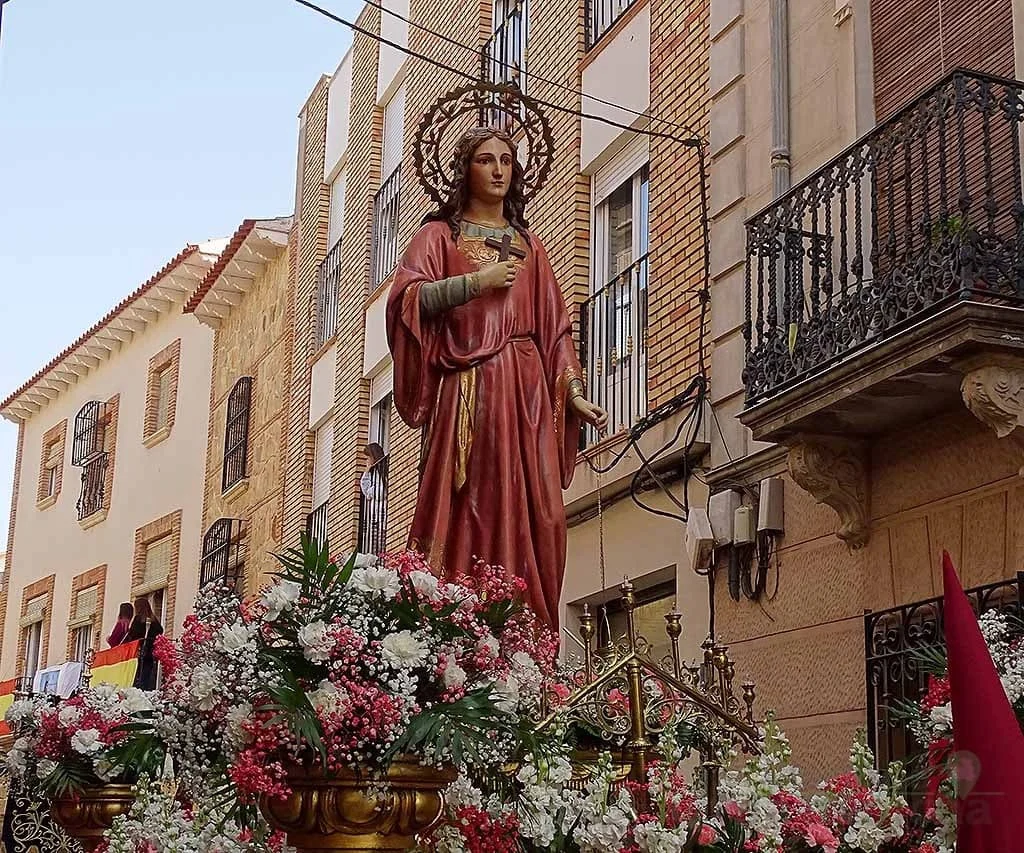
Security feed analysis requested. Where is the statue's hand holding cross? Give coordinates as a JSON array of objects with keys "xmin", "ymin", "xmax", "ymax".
[{"xmin": 484, "ymin": 233, "xmax": 527, "ymax": 261}]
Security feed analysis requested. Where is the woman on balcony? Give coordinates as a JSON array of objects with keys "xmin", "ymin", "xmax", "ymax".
[
  {"xmin": 388, "ymin": 126, "xmax": 607, "ymax": 628},
  {"xmin": 126, "ymin": 596, "xmax": 163, "ymax": 691},
  {"xmin": 106, "ymin": 602, "xmax": 133, "ymax": 647}
]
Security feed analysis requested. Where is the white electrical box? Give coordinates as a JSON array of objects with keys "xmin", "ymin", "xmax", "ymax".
[
  {"xmin": 709, "ymin": 489, "xmax": 743, "ymax": 545},
  {"xmin": 685, "ymin": 508, "xmax": 715, "ymax": 573},
  {"xmin": 758, "ymin": 477, "xmax": 785, "ymax": 533},
  {"xmin": 733, "ymin": 505, "xmax": 755, "ymax": 546}
]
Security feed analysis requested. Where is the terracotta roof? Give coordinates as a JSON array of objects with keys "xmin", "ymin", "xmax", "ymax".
[
  {"xmin": 183, "ymin": 220, "xmax": 256, "ymax": 314},
  {"xmin": 1, "ymin": 244, "xmax": 221, "ymax": 424},
  {"xmin": 184, "ymin": 216, "xmax": 292, "ymax": 329}
]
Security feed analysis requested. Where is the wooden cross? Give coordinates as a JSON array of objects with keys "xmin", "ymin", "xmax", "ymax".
[{"xmin": 484, "ymin": 233, "xmax": 527, "ymax": 261}]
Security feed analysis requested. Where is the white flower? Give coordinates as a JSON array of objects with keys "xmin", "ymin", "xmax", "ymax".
[
  {"xmin": 381, "ymin": 630, "xmax": 428, "ymax": 669},
  {"xmin": 261, "ymin": 579, "xmax": 301, "ymax": 620},
  {"xmin": 476, "ymin": 635, "xmax": 500, "ymax": 659},
  {"xmin": 350, "ymin": 566, "xmax": 402, "ymax": 599},
  {"xmin": 217, "ymin": 621, "xmax": 256, "ymax": 653},
  {"xmin": 929, "ymin": 702, "xmax": 953, "ymax": 732},
  {"xmin": 5, "ymin": 737, "xmax": 29, "ymax": 775},
  {"xmin": 844, "ymin": 812, "xmax": 886, "ymax": 852},
  {"xmin": 36, "ymin": 758, "xmax": 58, "ymax": 780},
  {"xmin": 442, "ymin": 661, "xmax": 467, "ymax": 689},
  {"xmin": 408, "ymin": 570, "xmax": 440, "ymax": 600},
  {"xmin": 297, "ymin": 621, "xmax": 333, "ymax": 663},
  {"xmin": 190, "ymin": 663, "xmax": 221, "ymax": 711},
  {"xmin": 633, "ymin": 822, "xmax": 690, "ymax": 853},
  {"xmin": 118, "ymin": 687, "xmax": 153, "ymax": 714},
  {"xmin": 71, "ymin": 728, "xmax": 103, "ymax": 755},
  {"xmin": 7, "ymin": 699, "xmax": 39, "ymax": 726},
  {"xmin": 494, "ymin": 676, "xmax": 520, "ymax": 713},
  {"xmin": 308, "ymin": 680, "xmax": 349, "ymax": 715}
]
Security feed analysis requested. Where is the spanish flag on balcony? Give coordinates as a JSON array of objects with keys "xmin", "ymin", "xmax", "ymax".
[
  {"xmin": 89, "ymin": 640, "xmax": 140, "ymax": 689},
  {"xmin": 0, "ymin": 678, "xmax": 16, "ymax": 736}
]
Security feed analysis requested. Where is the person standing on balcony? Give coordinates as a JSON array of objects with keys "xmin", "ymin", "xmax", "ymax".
[
  {"xmin": 360, "ymin": 442, "xmax": 388, "ymax": 554},
  {"xmin": 126, "ymin": 596, "xmax": 163, "ymax": 691},
  {"xmin": 388, "ymin": 125, "xmax": 607, "ymax": 628},
  {"xmin": 106, "ymin": 601, "xmax": 134, "ymax": 647}
]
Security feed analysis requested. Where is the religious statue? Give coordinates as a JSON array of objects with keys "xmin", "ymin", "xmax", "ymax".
[{"xmin": 387, "ymin": 115, "xmax": 607, "ymax": 628}]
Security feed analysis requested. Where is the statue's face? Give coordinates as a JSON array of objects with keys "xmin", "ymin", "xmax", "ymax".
[{"xmin": 466, "ymin": 136, "xmax": 515, "ymax": 205}]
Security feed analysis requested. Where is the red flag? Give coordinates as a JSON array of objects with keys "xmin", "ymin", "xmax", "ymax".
[{"xmin": 941, "ymin": 551, "xmax": 1024, "ymax": 852}]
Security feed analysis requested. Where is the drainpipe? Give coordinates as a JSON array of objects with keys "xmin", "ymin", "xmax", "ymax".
[
  {"xmin": 770, "ymin": 0, "xmax": 791, "ymax": 198},
  {"xmin": 770, "ymin": 0, "xmax": 791, "ymax": 327}
]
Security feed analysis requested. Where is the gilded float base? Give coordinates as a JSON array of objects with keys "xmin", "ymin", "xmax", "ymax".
[
  {"xmin": 50, "ymin": 783, "xmax": 135, "ymax": 852},
  {"xmin": 260, "ymin": 760, "xmax": 457, "ymax": 853}
]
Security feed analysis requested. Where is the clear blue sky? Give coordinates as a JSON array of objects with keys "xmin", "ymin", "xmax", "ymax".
[{"xmin": 0, "ymin": 0, "xmax": 364, "ymax": 550}]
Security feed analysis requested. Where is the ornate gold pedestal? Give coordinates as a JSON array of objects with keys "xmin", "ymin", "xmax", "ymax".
[
  {"xmin": 259, "ymin": 761, "xmax": 457, "ymax": 852},
  {"xmin": 50, "ymin": 783, "xmax": 136, "ymax": 852}
]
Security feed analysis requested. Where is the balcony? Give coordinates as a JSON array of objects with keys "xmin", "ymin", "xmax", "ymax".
[
  {"xmin": 586, "ymin": 0, "xmax": 638, "ymax": 49},
  {"xmin": 480, "ymin": 1, "xmax": 527, "ymax": 127},
  {"xmin": 306, "ymin": 500, "xmax": 328, "ymax": 549},
  {"xmin": 316, "ymin": 237, "xmax": 343, "ymax": 347},
  {"xmin": 579, "ymin": 254, "xmax": 648, "ymax": 446},
  {"xmin": 741, "ymin": 70, "xmax": 1024, "ymax": 450},
  {"xmin": 357, "ymin": 456, "xmax": 389, "ymax": 555},
  {"xmin": 76, "ymin": 453, "xmax": 107, "ymax": 521},
  {"xmin": 371, "ymin": 167, "xmax": 401, "ymax": 291}
]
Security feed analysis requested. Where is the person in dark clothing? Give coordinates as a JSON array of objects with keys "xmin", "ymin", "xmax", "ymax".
[
  {"xmin": 107, "ymin": 601, "xmax": 134, "ymax": 647},
  {"xmin": 126, "ymin": 596, "xmax": 164, "ymax": 690}
]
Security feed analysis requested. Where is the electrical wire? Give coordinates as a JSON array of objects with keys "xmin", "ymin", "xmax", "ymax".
[
  {"xmin": 292, "ymin": 0, "xmax": 703, "ymax": 148},
  {"xmin": 359, "ymin": 0, "xmax": 706, "ymax": 141}
]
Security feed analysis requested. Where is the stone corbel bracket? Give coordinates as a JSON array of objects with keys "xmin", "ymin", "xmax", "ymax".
[
  {"xmin": 787, "ymin": 434, "xmax": 870, "ymax": 549},
  {"xmin": 959, "ymin": 356, "xmax": 1024, "ymax": 476}
]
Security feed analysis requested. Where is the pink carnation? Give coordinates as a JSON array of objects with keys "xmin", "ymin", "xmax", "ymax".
[
  {"xmin": 697, "ymin": 824, "xmax": 718, "ymax": 845},
  {"xmin": 723, "ymin": 800, "xmax": 746, "ymax": 820},
  {"xmin": 804, "ymin": 823, "xmax": 839, "ymax": 853}
]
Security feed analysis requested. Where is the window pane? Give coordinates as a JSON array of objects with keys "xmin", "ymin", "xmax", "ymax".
[
  {"xmin": 45, "ymin": 464, "xmax": 57, "ymax": 497},
  {"xmin": 73, "ymin": 625, "xmax": 92, "ymax": 662},
  {"xmin": 24, "ymin": 623, "xmax": 42, "ymax": 678},
  {"xmin": 606, "ymin": 179, "xmax": 634, "ymax": 278}
]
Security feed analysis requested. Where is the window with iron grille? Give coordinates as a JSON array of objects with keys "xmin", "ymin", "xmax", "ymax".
[
  {"xmin": 481, "ymin": 0, "xmax": 528, "ymax": 126},
  {"xmin": 865, "ymin": 572, "xmax": 1024, "ymax": 771},
  {"xmin": 77, "ymin": 453, "xmax": 108, "ymax": 521},
  {"xmin": 222, "ymin": 378, "xmax": 253, "ymax": 492},
  {"xmin": 586, "ymin": 0, "xmax": 639, "ymax": 49},
  {"xmin": 371, "ymin": 167, "xmax": 401, "ymax": 290},
  {"xmin": 358, "ymin": 394, "xmax": 392, "ymax": 555},
  {"xmin": 72, "ymin": 401, "xmax": 105, "ymax": 465},
  {"xmin": 317, "ymin": 237, "xmax": 343, "ymax": 347},
  {"xmin": 200, "ymin": 518, "xmax": 247, "ymax": 591}
]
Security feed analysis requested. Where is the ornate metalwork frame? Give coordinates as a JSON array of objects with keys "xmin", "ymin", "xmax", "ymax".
[{"xmin": 413, "ymin": 82, "xmax": 554, "ymax": 209}]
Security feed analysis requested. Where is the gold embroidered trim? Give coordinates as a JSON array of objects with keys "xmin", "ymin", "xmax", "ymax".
[{"xmin": 458, "ymin": 228, "xmax": 528, "ymax": 275}]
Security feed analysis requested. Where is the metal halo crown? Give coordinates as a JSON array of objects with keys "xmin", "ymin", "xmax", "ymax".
[{"xmin": 413, "ymin": 82, "xmax": 555, "ymax": 208}]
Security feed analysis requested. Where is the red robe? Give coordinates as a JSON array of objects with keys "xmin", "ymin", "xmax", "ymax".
[{"xmin": 386, "ymin": 220, "xmax": 582, "ymax": 627}]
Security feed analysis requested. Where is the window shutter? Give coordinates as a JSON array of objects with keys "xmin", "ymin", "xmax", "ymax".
[
  {"xmin": 75, "ymin": 586, "xmax": 97, "ymax": 621},
  {"xmin": 312, "ymin": 420, "xmax": 334, "ymax": 509},
  {"xmin": 593, "ymin": 134, "xmax": 649, "ymax": 203},
  {"xmin": 20, "ymin": 594, "xmax": 47, "ymax": 628},
  {"xmin": 140, "ymin": 535, "xmax": 173, "ymax": 593},
  {"xmin": 46, "ymin": 441, "xmax": 63, "ymax": 467},
  {"xmin": 382, "ymin": 85, "xmax": 406, "ymax": 178},
  {"xmin": 155, "ymin": 368, "xmax": 173, "ymax": 430}
]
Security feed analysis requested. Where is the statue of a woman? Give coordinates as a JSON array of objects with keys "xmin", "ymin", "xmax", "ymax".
[{"xmin": 387, "ymin": 126, "xmax": 607, "ymax": 627}]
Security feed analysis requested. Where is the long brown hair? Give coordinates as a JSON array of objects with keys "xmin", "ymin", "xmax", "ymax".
[
  {"xmin": 133, "ymin": 596, "xmax": 154, "ymax": 623},
  {"xmin": 422, "ymin": 127, "xmax": 531, "ymax": 244}
]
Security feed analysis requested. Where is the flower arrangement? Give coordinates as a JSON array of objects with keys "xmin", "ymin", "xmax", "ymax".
[
  {"xmin": 5, "ymin": 685, "xmax": 153, "ymax": 796},
  {"xmin": 149, "ymin": 539, "xmax": 559, "ymax": 808},
  {"xmin": 98, "ymin": 776, "xmax": 288, "ymax": 853},
  {"xmin": 419, "ymin": 717, "xmax": 948, "ymax": 853}
]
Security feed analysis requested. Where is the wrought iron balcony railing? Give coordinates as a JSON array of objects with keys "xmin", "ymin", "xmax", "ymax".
[
  {"xmin": 865, "ymin": 571, "xmax": 1023, "ymax": 772},
  {"xmin": 586, "ymin": 0, "xmax": 638, "ymax": 49},
  {"xmin": 200, "ymin": 517, "xmax": 247, "ymax": 592},
  {"xmin": 316, "ymin": 237, "xmax": 343, "ymax": 347},
  {"xmin": 579, "ymin": 254, "xmax": 649, "ymax": 446},
  {"xmin": 480, "ymin": 1, "xmax": 527, "ymax": 127},
  {"xmin": 76, "ymin": 453, "xmax": 107, "ymax": 520},
  {"xmin": 357, "ymin": 456, "xmax": 388, "ymax": 555},
  {"xmin": 306, "ymin": 500, "xmax": 328, "ymax": 550},
  {"xmin": 371, "ymin": 167, "xmax": 401, "ymax": 291},
  {"xmin": 744, "ymin": 69, "xmax": 1024, "ymax": 406}
]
